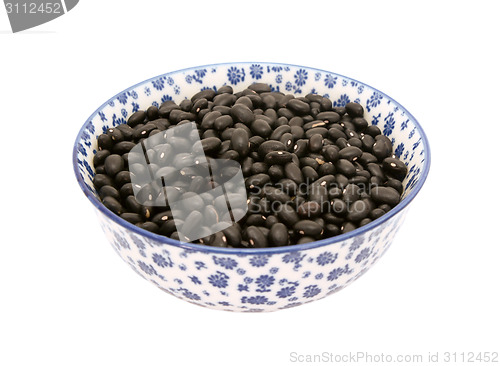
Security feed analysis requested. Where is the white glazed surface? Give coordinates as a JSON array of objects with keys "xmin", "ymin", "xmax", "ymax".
[{"xmin": 74, "ymin": 62, "xmax": 429, "ymax": 312}]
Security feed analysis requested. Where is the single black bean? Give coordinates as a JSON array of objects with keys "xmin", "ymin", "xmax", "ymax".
[
  {"xmin": 346, "ymin": 199, "xmax": 371, "ymax": 222},
  {"xmin": 372, "ymin": 138, "xmax": 392, "ymax": 161},
  {"xmin": 339, "ymin": 146, "xmax": 362, "ymax": 161},
  {"xmin": 245, "ymin": 226, "xmax": 268, "ymax": 248},
  {"xmin": 246, "ymin": 214, "xmax": 267, "ymax": 226},
  {"xmin": 286, "ymin": 99, "xmax": 310, "ymax": 115},
  {"xmin": 219, "ymin": 225, "xmax": 241, "ymax": 247},
  {"xmin": 267, "ymin": 223, "xmax": 288, "ymax": 246},
  {"xmin": 309, "ymin": 134, "xmax": 323, "ymax": 153},
  {"xmin": 231, "ymin": 104, "xmax": 255, "ymax": 125},
  {"xmin": 248, "ymin": 83, "xmax": 271, "ymax": 94},
  {"xmin": 335, "ymin": 159, "xmax": 356, "ymax": 177},
  {"xmin": 251, "ymin": 119, "xmax": 272, "ymax": 138},
  {"xmin": 116, "ymin": 124, "xmax": 135, "ymax": 140},
  {"xmin": 318, "ymin": 162, "xmax": 335, "ymax": 176},
  {"xmin": 331, "ymin": 198, "xmax": 347, "ymax": 216},
  {"xmin": 120, "ymin": 213, "xmax": 142, "ymax": 224},
  {"xmin": 104, "ymin": 154, "xmax": 124, "ymax": 177},
  {"xmin": 258, "ymin": 140, "xmax": 286, "ymax": 159},
  {"xmin": 382, "ymin": 157, "xmax": 408, "ymax": 181},
  {"xmin": 213, "ymin": 93, "xmax": 237, "ymax": 107},
  {"xmin": 99, "ymin": 185, "xmax": 120, "ymax": 201},
  {"xmin": 102, "ymin": 196, "xmax": 123, "ymax": 215},
  {"xmin": 284, "ymin": 162, "xmax": 304, "ymax": 185},
  {"xmin": 385, "ymin": 178, "xmax": 404, "ymax": 194},
  {"xmin": 231, "ymin": 128, "xmax": 250, "ymax": 157},
  {"xmin": 97, "ymin": 134, "xmax": 113, "ymax": 151},
  {"xmin": 277, "ymin": 203, "xmax": 300, "ymax": 226},
  {"xmin": 365, "ymin": 125, "xmax": 382, "ymax": 137},
  {"xmin": 264, "ymin": 151, "xmax": 293, "ymax": 165},
  {"xmin": 112, "ymin": 141, "xmax": 135, "ymax": 155},
  {"xmin": 270, "ymin": 125, "xmax": 291, "ymax": 140},
  {"xmin": 294, "ymin": 220, "xmax": 323, "ymax": 238},
  {"xmin": 265, "ymin": 215, "xmax": 279, "ymax": 228},
  {"xmin": 367, "ymin": 163, "xmax": 386, "ymax": 180},
  {"xmin": 191, "ymin": 89, "xmax": 216, "ymax": 102},
  {"xmin": 137, "ymin": 222, "xmax": 160, "ymax": 234},
  {"xmin": 201, "ymin": 111, "xmax": 222, "ymax": 129},
  {"xmin": 201, "ymin": 137, "xmax": 222, "ymax": 154},
  {"xmin": 305, "ymin": 127, "xmax": 328, "ymax": 138},
  {"xmin": 302, "ymin": 166, "xmax": 319, "ymax": 183},
  {"xmin": 341, "ymin": 221, "xmax": 357, "ymax": 234},
  {"xmin": 303, "ymin": 120, "xmax": 327, "ymax": 130},
  {"xmin": 214, "ymin": 115, "xmax": 234, "ymax": 130},
  {"xmin": 345, "ymin": 102, "xmax": 364, "ymax": 117},
  {"xmin": 358, "ymin": 152, "xmax": 378, "ymax": 167},
  {"xmin": 251, "ymin": 162, "xmax": 269, "ymax": 175},
  {"xmin": 246, "ymin": 173, "xmax": 271, "ymax": 189},
  {"xmin": 93, "ymin": 150, "xmax": 111, "ymax": 167},
  {"xmin": 370, "ymin": 208, "xmax": 386, "ymax": 220},
  {"xmin": 297, "ymin": 201, "xmax": 321, "ymax": 218},
  {"xmin": 371, "ymin": 186, "xmax": 401, "ymax": 206},
  {"xmin": 217, "ymin": 85, "xmax": 234, "ymax": 95},
  {"xmin": 127, "ymin": 110, "xmax": 146, "ymax": 127}
]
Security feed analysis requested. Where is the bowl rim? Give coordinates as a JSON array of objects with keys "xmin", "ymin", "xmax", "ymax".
[{"xmin": 73, "ymin": 61, "xmax": 431, "ymax": 254}]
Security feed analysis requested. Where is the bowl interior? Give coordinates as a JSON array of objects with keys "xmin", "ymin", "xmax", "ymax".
[{"xmin": 74, "ymin": 62, "xmax": 430, "ymax": 250}]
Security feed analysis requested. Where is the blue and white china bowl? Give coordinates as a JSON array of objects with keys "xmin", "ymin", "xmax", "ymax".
[{"xmin": 73, "ymin": 62, "xmax": 430, "ymax": 312}]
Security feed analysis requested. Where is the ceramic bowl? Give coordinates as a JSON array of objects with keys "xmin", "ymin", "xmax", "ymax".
[{"xmin": 73, "ymin": 62, "xmax": 430, "ymax": 312}]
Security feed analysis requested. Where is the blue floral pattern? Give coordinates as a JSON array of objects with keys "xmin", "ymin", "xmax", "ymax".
[{"xmin": 74, "ymin": 62, "xmax": 429, "ymax": 312}]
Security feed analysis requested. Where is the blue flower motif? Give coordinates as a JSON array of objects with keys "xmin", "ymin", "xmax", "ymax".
[
  {"xmin": 112, "ymin": 113, "xmax": 126, "ymax": 127},
  {"xmin": 276, "ymin": 74, "xmax": 283, "ymax": 84},
  {"xmin": 236, "ymin": 268, "xmax": 246, "ymax": 275},
  {"xmin": 181, "ymin": 288, "xmax": 200, "ymax": 301},
  {"xmin": 334, "ymin": 94, "xmax": 350, "ymax": 107},
  {"xmin": 366, "ymin": 91, "xmax": 383, "ymax": 112},
  {"xmin": 285, "ymin": 81, "xmax": 292, "ymax": 91},
  {"xmin": 303, "ymin": 285, "xmax": 321, "ymax": 298},
  {"xmin": 314, "ymin": 72, "xmax": 321, "ymax": 81},
  {"xmin": 316, "ymin": 251, "xmax": 338, "ymax": 266},
  {"xmin": 185, "ymin": 75, "xmax": 193, "ymax": 84},
  {"xmin": 241, "ymin": 295, "xmax": 268, "ymax": 305},
  {"xmin": 401, "ymin": 119, "xmax": 409, "ymax": 130},
  {"xmin": 115, "ymin": 235, "xmax": 130, "ymax": 250},
  {"xmin": 208, "ymin": 271, "xmax": 229, "ymax": 288},
  {"xmin": 255, "ymin": 275, "xmax": 275, "ymax": 292},
  {"xmin": 324, "ymin": 74, "xmax": 337, "ymax": 88},
  {"xmin": 77, "ymin": 143, "xmax": 87, "ymax": 157},
  {"xmin": 152, "ymin": 77, "xmax": 166, "ymax": 91},
  {"xmin": 238, "ymin": 284, "xmax": 249, "ymax": 292},
  {"xmin": 270, "ymin": 66, "xmax": 283, "ymax": 72},
  {"xmin": 327, "ymin": 266, "xmax": 345, "ymax": 281},
  {"xmin": 195, "ymin": 69, "xmax": 207, "ymax": 79},
  {"xmin": 409, "ymin": 127, "xmax": 416, "ymax": 139},
  {"xmin": 249, "ymin": 255, "xmax": 269, "ymax": 267},
  {"xmin": 138, "ymin": 261, "xmax": 157, "ymax": 276},
  {"xmin": 244, "ymin": 277, "xmax": 253, "ymax": 284},
  {"xmin": 276, "ymin": 286, "xmax": 295, "ymax": 298},
  {"xmin": 117, "ymin": 93, "xmax": 128, "ymax": 105},
  {"xmin": 131, "ymin": 235, "xmax": 146, "ymax": 250},
  {"xmin": 189, "ymin": 275, "xmax": 202, "ymax": 285},
  {"xmin": 294, "ymin": 68, "xmax": 308, "ymax": 86},
  {"xmin": 195, "ymin": 261, "xmax": 206, "ymax": 270},
  {"xmin": 86, "ymin": 121, "xmax": 95, "ymax": 134},
  {"xmin": 108, "ymin": 100, "xmax": 115, "ymax": 107},
  {"xmin": 227, "ymin": 66, "xmax": 245, "ymax": 85},
  {"xmin": 151, "ymin": 101, "xmax": 159, "ymax": 108},
  {"xmin": 174, "ymin": 85, "xmax": 180, "ymax": 95},
  {"xmin": 355, "ymin": 248, "xmax": 371, "ymax": 263},
  {"xmin": 250, "ymin": 64, "xmax": 263, "ymax": 79},
  {"xmin": 144, "ymin": 86, "xmax": 151, "ymax": 96},
  {"xmin": 131, "ymin": 102, "xmax": 139, "ymax": 113},
  {"xmin": 152, "ymin": 253, "xmax": 173, "ymax": 268},
  {"xmin": 167, "ymin": 77, "xmax": 174, "ymax": 86},
  {"xmin": 269, "ymin": 267, "xmax": 279, "ymax": 274},
  {"xmin": 98, "ymin": 111, "xmax": 107, "ymax": 122},
  {"xmin": 81, "ymin": 130, "xmax": 90, "ymax": 141},
  {"xmin": 213, "ymin": 256, "xmax": 238, "ymax": 270},
  {"xmin": 161, "ymin": 95, "xmax": 173, "ymax": 103},
  {"xmin": 357, "ymin": 85, "xmax": 364, "ymax": 94},
  {"xmin": 371, "ymin": 113, "xmax": 381, "ymax": 126},
  {"xmin": 395, "ymin": 143, "xmax": 405, "ymax": 158},
  {"xmin": 349, "ymin": 236, "xmax": 364, "ymax": 252},
  {"xmin": 84, "ymin": 160, "xmax": 94, "ymax": 177},
  {"xmin": 383, "ymin": 112, "xmax": 395, "ymax": 135},
  {"xmin": 219, "ymin": 301, "xmax": 230, "ymax": 306}
]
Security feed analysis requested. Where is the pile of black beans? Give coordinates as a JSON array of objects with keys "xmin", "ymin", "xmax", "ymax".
[{"xmin": 92, "ymin": 83, "xmax": 408, "ymax": 248}]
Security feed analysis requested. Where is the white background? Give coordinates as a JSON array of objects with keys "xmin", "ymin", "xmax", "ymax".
[{"xmin": 1, "ymin": 1, "xmax": 499, "ymax": 365}]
